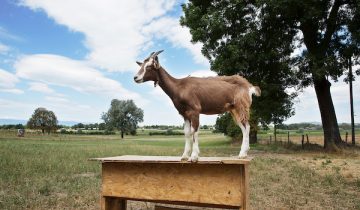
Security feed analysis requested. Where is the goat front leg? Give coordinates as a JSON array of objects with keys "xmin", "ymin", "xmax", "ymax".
[
  {"xmin": 238, "ymin": 122, "xmax": 250, "ymax": 158},
  {"xmin": 181, "ymin": 120, "xmax": 192, "ymax": 161},
  {"xmin": 189, "ymin": 115, "xmax": 200, "ymax": 162}
]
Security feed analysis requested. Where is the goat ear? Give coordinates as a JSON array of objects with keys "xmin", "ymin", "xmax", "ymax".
[
  {"xmin": 136, "ymin": 61, "xmax": 143, "ymax": 66},
  {"xmin": 153, "ymin": 56, "xmax": 161, "ymax": 69}
]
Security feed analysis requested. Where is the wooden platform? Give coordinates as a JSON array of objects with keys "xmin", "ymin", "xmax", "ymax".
[{"xmin": 91, "ymin": 155, "xmax": 252, "ymax": 210}]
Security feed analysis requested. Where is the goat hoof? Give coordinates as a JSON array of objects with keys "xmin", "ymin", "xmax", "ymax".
[
  {"xmin": 181, "ymin": 156, "xmax": 189, "ymax": 161},
  {"xmin": 189, "ymin": 156, "xmax": 199, "ymax": 162},
  {"xmin": 238, "ymin": 154, "xmax": 248, "ymax": 159}
]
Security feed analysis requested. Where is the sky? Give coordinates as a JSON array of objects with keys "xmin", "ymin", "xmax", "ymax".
[{"xmin": 0, "ymin": 0, "xmax": 358, "ymax": 126}]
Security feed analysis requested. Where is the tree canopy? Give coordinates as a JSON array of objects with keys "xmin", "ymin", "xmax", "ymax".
[
  {"xmin": 181, "ymin": 0, "xmax": 360, "ymax": 150},
  {"xmin": 27, "ymin": 108, "xmax": 58, "ymax": 134},
  {"xmin": 101, "ymin": 99, "xmax": 144, "ymax": 139},
  {"xmin": 181, "ymin": 0, "xmax": 298, "ymax": 142}
]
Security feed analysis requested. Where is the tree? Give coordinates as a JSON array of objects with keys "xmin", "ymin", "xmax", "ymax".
[
  {"xmin": 27, "ymin": 108, "xmax": 58, "ymax": 134},
  {"xmin": 181, "ymin": 0, "xmax": 298, "ymax": 143},
  {"xmin": 98, "ymin": 123, "xmax": 106, "ymax": 130},
  {"xmin": 181, "ymin": 0, "xmax": 360, "ymax": 150},
  {"xmin": 215, "ymin": 112, "xmax": 242, "ymax": 140},
  {"xmin": 102, "ymin": 99, "xmax": 144, "ymax": 139}
]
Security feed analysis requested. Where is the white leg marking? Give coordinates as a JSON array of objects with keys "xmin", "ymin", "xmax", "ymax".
[
  {"xmin": 190, "ymin": 127, "xmax": 200, "ymax": 162},
  {"xmin": 238, "ymin": 122, "xmax": 250, "ymax": 158},
  {"xmin": 181, "ymin": 120, "xmax": 192, "ymax": 161}
]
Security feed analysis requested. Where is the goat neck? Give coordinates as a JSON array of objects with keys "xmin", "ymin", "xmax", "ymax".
[{"xmin": 157, "ymin": 67, "xmax": 178, "ymax": 99}]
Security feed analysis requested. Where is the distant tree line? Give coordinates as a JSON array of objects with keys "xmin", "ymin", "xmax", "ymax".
[
  {"xmin": 142, "ymin": 125, "xmax": 183, "ymax": 130},
  {"xmin": 277, "ymin": 123, "xmax": 360, "ymax": 131},
  {"xmin": 69, "ymin": 123, "xmax": 107, "ymax": 130},
  {"xmin": 0, "ymin": 124, "xmax": 25, "ymax": 129},
  {"xmin": 142, "ymin": 125, "xmax": 213, "ymax": 130},
  {"xmin": 214, "ymin": 119, "xmax": 359, "ymax": 141}
]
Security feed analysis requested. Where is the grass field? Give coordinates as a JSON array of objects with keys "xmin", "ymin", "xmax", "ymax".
[{"xmin": 0, "ymin": 130, "xmax": 359, "ymax": 209}]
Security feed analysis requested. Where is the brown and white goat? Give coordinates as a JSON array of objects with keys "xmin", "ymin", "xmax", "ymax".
[{"xmin": 134, "ymin": 50, "xmax": 260, "ymax": 161}]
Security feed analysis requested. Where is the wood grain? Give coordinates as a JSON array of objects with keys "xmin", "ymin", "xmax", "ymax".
[{"xmin": 102, "ymin": 162, "xmax": 243, "ymax": 207}]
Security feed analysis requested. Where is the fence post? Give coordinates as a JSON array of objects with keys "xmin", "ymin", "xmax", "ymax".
[
  {"xmin": 301, "ymin": 135, "xmax": 304, "ymax": 149},
  {"xmin": 270, "ymin": 135, "xmax": 272, "ymax": 144},
  {"xmin": 345, "ymin": 132, "xmax": 348, "ymax": 144},
  {"xmin": 287, "ymin": 131, "xmax": 290, "ymax": 144},
  {"xmin": 306, "ymin": 134, "xmax": 309, "ymax": 144}
]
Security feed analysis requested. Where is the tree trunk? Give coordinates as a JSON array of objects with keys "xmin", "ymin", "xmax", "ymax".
[
  {"xmin": 249, "ymin": 129, "xmax": 257, "ymax": 144},
  {"xmin": 249, "ymin": 117, "xmax": 258, "ymax": 144},
  {"xmin": 349, "ymin": 57, "xmax": 355, "ymax": 145},
  {"xmin": 313, "ymin": 76, "xmax": 343, "ymax": 151},
  {"xmin": 121, "ymin": 131, "xmax": 124, "ymax": 139},
  {"xmin": 274, "ymin": 125, "xmax": 277, "ymax": 142},
  {"xmin": 41, "ymin": 129, "xmax": 44, "ymax": 134}
]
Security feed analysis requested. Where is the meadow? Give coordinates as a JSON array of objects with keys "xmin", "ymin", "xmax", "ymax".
[{"xmin": 0, "ymin": 130, "xmax": 359, "ymax": 209}]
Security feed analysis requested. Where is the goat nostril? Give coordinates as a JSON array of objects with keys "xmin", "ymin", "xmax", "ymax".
[{"xmin": 134, "ymin": 76, "xmax": 137, "ymax": 80}]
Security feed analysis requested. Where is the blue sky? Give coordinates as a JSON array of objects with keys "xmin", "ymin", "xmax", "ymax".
[{"xmin": 0, "ymin": 0, "xmax": 359, "ymax": 126}]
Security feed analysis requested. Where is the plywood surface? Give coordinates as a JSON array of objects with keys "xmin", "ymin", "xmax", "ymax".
[
  {"xmin": 91, "ymin": 155, "xmax": 252, "ymax": 165},
  {"xmin": 101, "ymin": 162, "xmax": 244, "ymax": 207}
]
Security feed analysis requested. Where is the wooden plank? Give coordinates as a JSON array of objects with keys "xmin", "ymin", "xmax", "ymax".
[
  {"xmin": 102, "ymin": 162, "xmax": 243, "ymax": 207},
  {"xmin": 91, "ymin": 155, "xmax": 251, "ymax": 165},
  {"xmin": 155, "ymin": 205, "xmax": 187, "ymax": 210},
  {"xmin": 102, "ymin": 197, "xmax": 126, "ymax": 210},
  {"xmin": 239, "ymin": 164, "xmax": 249, "ymax": 210}
]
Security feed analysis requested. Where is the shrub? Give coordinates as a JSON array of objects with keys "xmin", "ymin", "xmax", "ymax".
[{"xmin": 149, "ymin": 129, "xmax": 183, "ymax": 136}]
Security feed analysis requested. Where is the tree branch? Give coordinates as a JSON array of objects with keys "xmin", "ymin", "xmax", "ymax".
[{"xmin": 320, "ymin": 0, "xmax": 345, "ymax": 51}]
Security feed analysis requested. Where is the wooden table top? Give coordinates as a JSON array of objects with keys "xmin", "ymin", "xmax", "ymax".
[{"xmin": 90, "ymin": 155, "xmax": 253, "ymax": 165}]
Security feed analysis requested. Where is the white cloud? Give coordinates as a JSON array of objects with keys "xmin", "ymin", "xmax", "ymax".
[
  {"xmin": 0, "ymin": 42, "xmax": 10, "ymax": 54},
  {"xmin": 0, "ymin": 26, "xmax": 23, "ymax": 42},
  {"xmin": 0, "ymin": 68, "xmax": 23, "ymax": 94},
  {"xmin": 188, "ymin": 70, "xmax": 217, "ymax": 77},
  {"xmin": 20, "ymin": 0, "xmax": 206, "ymax": 72},
  {"xmin": 15, "ymin": 54, "xmax": 141, "ymax": 101},
  {"xmin": 0, "ymin": 68, "xmax": 18, "ymax": 88},
  {"xmin": 286, "ymin": 75, "xmax": 360, "ymax": 124},
  {"xmin": 29, "ymin": 82, "xmax": 55, "ymax": 94},
  {"xmin": 22, "ymin": 0, "xmax": 187, "ymax": 71},
  {"xmin": 143, "ymin": 17, "xmax": 208, "ymax": 65},
  {"xmin": 0, "ymin": 98, "xmax": 36, "ymax": 119}
]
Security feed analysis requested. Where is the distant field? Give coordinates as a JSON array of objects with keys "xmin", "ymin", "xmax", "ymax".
[{"xmin": 0, "ymin": 130, "xmax": 359, "ymax": 209}]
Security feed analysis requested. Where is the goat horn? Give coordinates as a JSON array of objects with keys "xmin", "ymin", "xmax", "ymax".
[
  {"xmin": 149, "ymin": 52, "xmax": 155, "ymax": 57},
  {"xmin": 152, "ymin": 50, "xmax": 164, "ymax": 57}
]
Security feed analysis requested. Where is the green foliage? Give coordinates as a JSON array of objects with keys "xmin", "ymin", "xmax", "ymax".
[
  {"xmin": 148, "ymin": 129, "xmax": 183, "ymax": 136},
  {"xmin": 26, "ymin": 108, "xmax": 58, "ymax": 134},
  {"xmin": 0, "ymin": 124, "xmax": 24, "ymax": 129},
  {"xmin": 142, "ymin": 125, "xmax": 183, "ymax": 130},
  {"xmin": 102, "ymin": 99, "xmax": 144, "ymax": 138},
  {"xmin": 58, "ymin": 129, "xmax": 115, "ymax": 135},
  {"xmin": 181, "ymin": 0, "xmax": 298, "ymax": 126},
  {"xmin": 215, "ymin": 113, "xmax": 242, "ymax": 140}
]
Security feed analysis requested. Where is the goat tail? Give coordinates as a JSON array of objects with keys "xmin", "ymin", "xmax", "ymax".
[{"xmin": 249, "ymin": 86, "xmax": 261, "ymax": 97}]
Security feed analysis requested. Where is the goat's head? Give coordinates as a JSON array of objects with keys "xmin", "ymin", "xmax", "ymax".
[{"xmin": 134, "ymin": 50, "xmax": 163, "ymax": 86}]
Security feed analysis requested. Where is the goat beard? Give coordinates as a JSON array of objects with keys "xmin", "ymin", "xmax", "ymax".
[{"xmin": 154, "ymin": 80, "xmax": 158, "ymax": 87}]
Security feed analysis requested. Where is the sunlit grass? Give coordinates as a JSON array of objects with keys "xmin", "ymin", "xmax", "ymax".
[{"xmin": 0, "ymin": 130, "xmax": 359, "ymax": 209}]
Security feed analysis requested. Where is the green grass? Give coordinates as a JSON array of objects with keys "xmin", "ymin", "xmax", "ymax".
[{"xmin": 0, "ymin": 131, "xmax": 359, "ymax": 209}]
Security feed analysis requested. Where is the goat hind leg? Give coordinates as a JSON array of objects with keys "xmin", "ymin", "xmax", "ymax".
[{"xmin": 238, "ymin": 121, "xmax": 250, "ymax": 158}]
